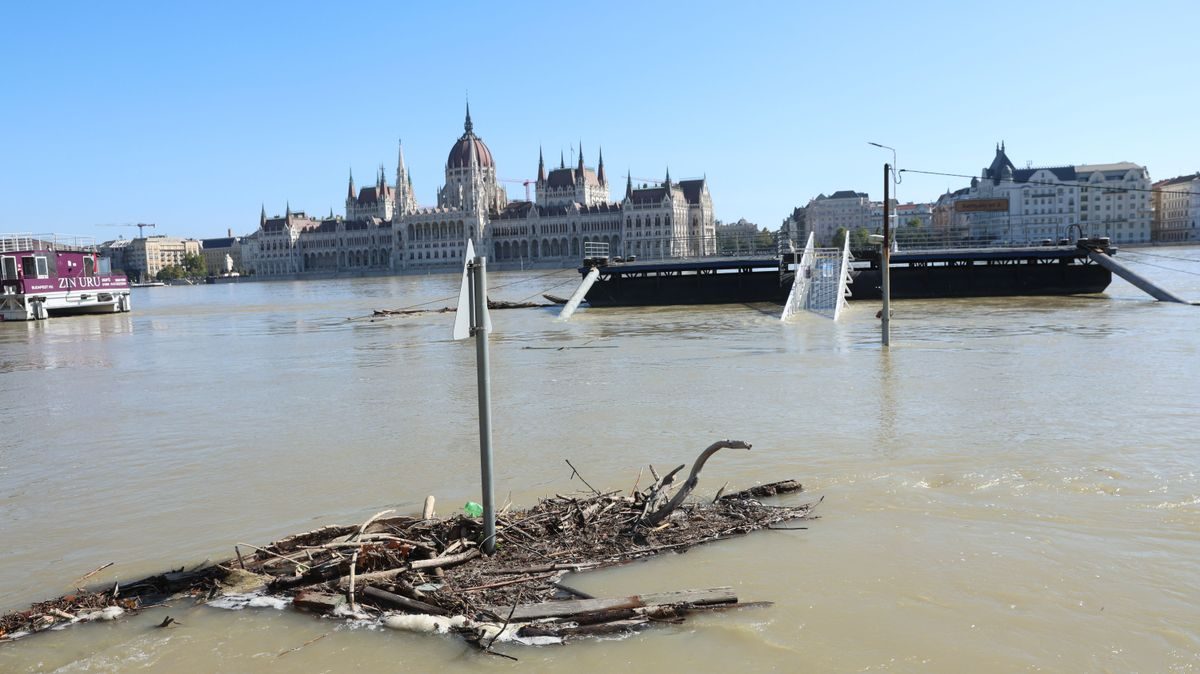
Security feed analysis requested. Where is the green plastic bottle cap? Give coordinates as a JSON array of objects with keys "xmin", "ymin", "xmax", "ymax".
[{"xmin": 464, "ymin": 501, "xmax": 483, "ymax": 517}]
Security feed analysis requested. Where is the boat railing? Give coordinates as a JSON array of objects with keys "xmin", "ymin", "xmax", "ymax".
[
  {"xmin": 0, "ymin": 233, "xmax": 98, "ymax": 253},
  {"xmin": 587, "ymin": 233, "xmax": 779, "ymax": 265}
]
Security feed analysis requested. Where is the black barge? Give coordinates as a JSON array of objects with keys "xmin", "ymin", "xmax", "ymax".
[{"xmin": 577, "ymin": 239, "xmax": 1116, "ymax": 308}]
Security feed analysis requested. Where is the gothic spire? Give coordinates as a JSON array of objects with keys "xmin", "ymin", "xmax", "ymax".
[
  {"xmin": 397, "ymin": 138, "xmax": 407, "ymax": 173},
  {"xmin": 260, "ymin": 203, "xmax": 266, "ymax": 227},
  {"xmin": 537, "ymin": 146, "xmax": 546, "ymax": 183},
  {"xmin": 664, "ymin": 166, "xmax": 672, "ymax": 190},
  {"xmin": 577, "ymin": 142, "xmax": 585, "ymax": 172},
  {"xmin": 286, "ymin": 201, "xmax": 291, "ymax": 218},
  {"xmin": 597, "ymin": 147, "xmax": 606, "ymax": 184},
  {"xmin": 560, "ymin": 150, "xmax": 565, "ymax": 169},
  {"xmin": 347, "ymin": 168, "xmax": 355, "ymax": 200},
  {"xmin": 464, "ymin": 99, "xmax": 473, "ymax": 135},
  {"xmin": 625, "ymin": 171, "xmax": 633, "ymax": 199}
]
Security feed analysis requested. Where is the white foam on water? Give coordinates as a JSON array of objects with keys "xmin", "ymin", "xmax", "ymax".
[{"xmin": 206, "ymin": 593, "xmax": 291, "ymax": 611}]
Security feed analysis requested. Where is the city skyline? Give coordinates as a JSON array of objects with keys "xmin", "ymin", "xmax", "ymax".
[{"xmin": 2, "ymin": 1, "xmax": 1197, "ymax": 240}]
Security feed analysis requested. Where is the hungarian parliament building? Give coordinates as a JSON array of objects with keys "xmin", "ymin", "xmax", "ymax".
[{"xmin": 244, "ymin": 106, "xmax": 716, "ymax": 276}]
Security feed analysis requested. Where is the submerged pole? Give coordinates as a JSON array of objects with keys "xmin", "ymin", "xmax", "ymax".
[
  {"xmin": 470, "ymin": 256, "xmax": 496, "ymax": 554},
  {"xmin": 1085, "ymin": 248, "xmax": 1189, "ymax": 304},
  {"xmin": 882, "ymin": 163, "xmax": 891, "ymax": 346}
]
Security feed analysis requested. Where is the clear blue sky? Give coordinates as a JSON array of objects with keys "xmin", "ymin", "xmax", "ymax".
[{"xmin": 1, "ymin": 1, "xmax": 1196, "ymax": 241}]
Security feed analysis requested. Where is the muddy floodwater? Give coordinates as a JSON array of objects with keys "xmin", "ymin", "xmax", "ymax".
[{"xmin": 2, "ymin": 248, "xmax": 1199, "ymax": 672}]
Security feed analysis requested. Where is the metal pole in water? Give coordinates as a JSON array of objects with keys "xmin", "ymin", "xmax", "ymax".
[
  {"xmin": 882, "ymin": 163, "xmax": 891, "ymax": 347},
  {"xmin": 471, "ymin": 256, "xmax": 496, "ymax": 554}
]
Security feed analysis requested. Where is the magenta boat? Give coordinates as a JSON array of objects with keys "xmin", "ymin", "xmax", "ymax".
[{"xmin": 1, "ymin": 233, "xmax": 131, "ymax": 321}]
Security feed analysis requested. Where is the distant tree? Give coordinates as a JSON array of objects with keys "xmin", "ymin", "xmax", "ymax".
[
  {"xmin": 183, "ymin": 253, "xmax": 206, "ymax": 275},
  {"xmin": 850, "ymin": 227, "xmax": 871, "ymax": 249},
  {"xmin": 156, "ymin": 265, "xmax": 185, "ymax": 282},
  {"xmin": 755, "ymin": 227, "xmax": 775, "ymax": 250},
  {"xmin": 832, "ymin": 227, "xmax": 848, "ymax": 248}
]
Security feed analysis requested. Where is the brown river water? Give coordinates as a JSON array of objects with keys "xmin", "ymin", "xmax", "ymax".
[{"xmin": 2, "ymin": 248, "xmax": 1199, "ymax": 672}]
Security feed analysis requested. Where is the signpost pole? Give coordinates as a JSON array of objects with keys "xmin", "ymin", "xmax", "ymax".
[
  {"xmin": 470, "ymin": 256, "xmax": 496, "ymax": 555},
  {"xmin": 882, "ymin": 163, "xmax": 891, "ymax": 347}
]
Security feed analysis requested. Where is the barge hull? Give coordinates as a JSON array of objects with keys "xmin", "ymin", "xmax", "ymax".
[{"xmin": 849, "ymin": 262, "xmax": 1111, "ymax": 301}]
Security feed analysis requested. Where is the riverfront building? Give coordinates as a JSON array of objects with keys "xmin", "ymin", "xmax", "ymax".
[
  {"xmin": 242, "ymin": 105, "xmax": 716, "ymax": 276},
  {"xmin": 1152, "ymin": 173, "xmax": 1200, "ymax": 243},
  {"xmin": 942, "ymin": 143, "xmax": 1152, "ymax": 245},
  {"xmin": 102, "ymin": 235, "xmax": 201, "ymax": 282},
  {"xmin": 200, "ymin": 234, "xmax": 243, "ymax": 274},
  {"xmin": 805, "ymin": 191, "xmax": 872, "ymax": 246}
]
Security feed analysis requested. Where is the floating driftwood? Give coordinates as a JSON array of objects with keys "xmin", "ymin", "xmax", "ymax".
[
  {"xmin": 0, "ymin": 440, "xmax": 814, "ymax": 655},
  {"xmin": 370, "ymin": 298, "xmax": 554, "ymax": 318}
]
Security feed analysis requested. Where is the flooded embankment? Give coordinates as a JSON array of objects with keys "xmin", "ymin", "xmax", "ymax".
[{"xmin": 2, "ymin": 250, "xmax": 1199, "ymax": 672}]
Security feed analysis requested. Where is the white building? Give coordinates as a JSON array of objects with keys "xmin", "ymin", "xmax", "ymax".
[
  {"xmin": 1153, "ymin": 173, "xmax": 1200, "ymax": 243},
  {"xmin": 805, "ymin": 191, "xmax": 871, "ymax": 246},
  {"xmin": 1076, "ymin": 162, "xmax": 1152, "ymax": 244},
  {"xmin": 895, "ymin": 202, "xmax": 933, "ymax": 228},
  {"xmin": 952, "ymin": 144, "xmax": 1152, "ymax": 245},
  {"xmin": 244, "ymin": 105, "xmax": 716, "ymax": 275}
]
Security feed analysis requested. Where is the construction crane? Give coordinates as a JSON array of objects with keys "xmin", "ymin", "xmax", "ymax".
[
  {"xmin": 498, "ymin": 178, "xmax": 536, "ymax": 201},
  {"xmin": 96, "ymin": 223, "xmax": 156, "ymax": 238}
]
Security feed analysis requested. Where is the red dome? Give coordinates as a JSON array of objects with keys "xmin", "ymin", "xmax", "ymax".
[{"xmin": 447, "ymin": 135, "xmax": 494, "ymax": 169}]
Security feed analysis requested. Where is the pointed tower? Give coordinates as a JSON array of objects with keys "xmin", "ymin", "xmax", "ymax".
[
  {"xmin": 395, "ymin": 139, "xmax": 416, "ymax": 217},
  {"xmin": 464, "ymin": 99, "xmax": 473, "ymax": 135},
  {"xmin": 560, "ymin": 150, "xmax": 565, "ymax": 169},
  {"xmin": 260, "ymin": 204, "xmax": 266, "ymax": 228},
  {"xmin": 597, "ymin": 147, "xmax": 606, "ymax": 185},
  {"xmin": 537, "ymin": 146, "xmax": 546, "ymax": 184},
  {"xmin": 285, "ymin": 201, "xmax": 292, "ymax": 220},
  {"xmin": 664, "ymin": 167, "xmax": 672, "ymax": 194},
  {"xmin": 625, "ymin": 171, "xmax": 633, "ymax": 200},
  {"xmin": 345, "ymin": 168, "xmax": 357, "ymax": 220}
]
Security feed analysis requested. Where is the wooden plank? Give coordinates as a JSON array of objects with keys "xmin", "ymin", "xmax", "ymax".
[{"xmin": 488, "ymin": 586, "xmax": 736, "ymax": 621}]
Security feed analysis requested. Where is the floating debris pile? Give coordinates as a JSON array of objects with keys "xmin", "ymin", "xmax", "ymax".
[{"xmin": 1, "ymin": 441, "xmax": 816, "ymax": 655}]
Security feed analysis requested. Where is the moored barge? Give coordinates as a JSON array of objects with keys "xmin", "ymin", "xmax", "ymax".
[
  {"xmin": 575, "ymin": 238, "xmax": 1116, "ymax": 308},
  {"xmin": 1, "ymin": 234, "xmax": 132, "ymax": 321}
]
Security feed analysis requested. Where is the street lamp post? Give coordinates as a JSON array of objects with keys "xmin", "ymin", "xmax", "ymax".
[{"xmin": 868, "ymin": 142, "xmax": 899, "ymax": 347}]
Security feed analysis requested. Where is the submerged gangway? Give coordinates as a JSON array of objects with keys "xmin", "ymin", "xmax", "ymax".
[{"xmin": 780, "ymin": 233, "xmax": 852, "ymax": 321}]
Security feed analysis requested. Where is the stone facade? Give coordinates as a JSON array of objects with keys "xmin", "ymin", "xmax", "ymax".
[
  {"xmin": 200, "ymin": 235, "xmax": 242, "ymax": 274},
  {"xmin": 805, "ymin": 191, "xmax": 871, "ymax": 246},
  {"xmin": 116, "ymin": 235, "xmax": 201, "ymax": 282},
  {"xmin": 244, "ymin": 105, "xmax": 716, "ymax": 275},
  {"xmin": 1152, "ymin": 173, "xmax": 1200, "ymax": 243},
  {"xmin": 944, "ymin": 144, "xmax": 1152, "ymax": 245}
]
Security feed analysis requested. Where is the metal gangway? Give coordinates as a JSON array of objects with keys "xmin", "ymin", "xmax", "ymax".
[{"xmin": 781, "ymin": 233, "xmax": 852, "ymax": 321}]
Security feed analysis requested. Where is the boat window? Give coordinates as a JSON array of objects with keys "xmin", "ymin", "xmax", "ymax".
[
  {"xmin": 84, "ymin": 256, "xmax": 95, "ymax": 276},
  {"xmin": 2, "ymin": 256, "xmax": 16, "ymax": 280},
  {"xmin": 22, "ymin": 256, "xmax": 36, "ymax": 277},
  {"xmin": 36, "ymin": 256, "xmax": 49, "ymax": 278}
]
